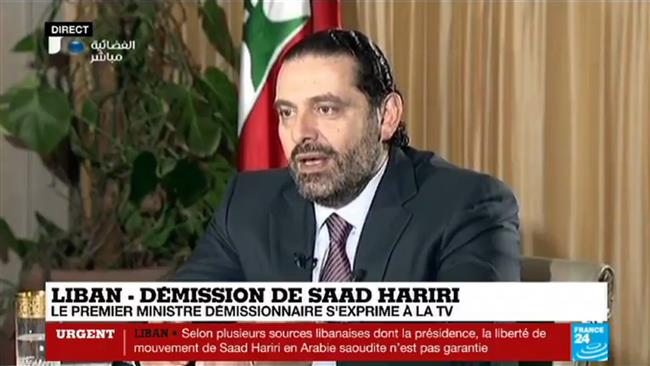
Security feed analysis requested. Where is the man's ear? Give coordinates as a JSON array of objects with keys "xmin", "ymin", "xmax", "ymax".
[{"xmin": 379, "ymin": 92, "xmax": 403, "ymax": 142}]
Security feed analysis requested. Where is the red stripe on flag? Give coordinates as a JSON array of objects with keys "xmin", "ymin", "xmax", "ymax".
[
  {"xmin": 312, "ymin": 0, "xmax": 341, "ymax": 32},
  {"xmin": 238, "ymin": 0, "xmax": 341, "ymax": 171},
  {"xmin": 237, "ymin": 70, "xmax": 288, "ymax": 171}
]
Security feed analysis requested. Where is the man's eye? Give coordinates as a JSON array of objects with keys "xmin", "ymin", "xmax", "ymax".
[
  {"xmin": 317, "ymin": 105, "xmax": 338, "ymax": 115},
  {"xmin": 278, "ymin": 109, "xmax": 294, "ymax": 118}
]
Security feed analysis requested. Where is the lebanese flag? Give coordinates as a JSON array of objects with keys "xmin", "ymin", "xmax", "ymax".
[{"xmin": 238, "ymin": 0, "xmax": 341, "ymax": 171}]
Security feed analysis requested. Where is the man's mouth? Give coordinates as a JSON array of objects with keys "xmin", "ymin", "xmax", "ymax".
[{"xmin": 295, "ymin": 152, "xmax": 331, "ymax": 172}]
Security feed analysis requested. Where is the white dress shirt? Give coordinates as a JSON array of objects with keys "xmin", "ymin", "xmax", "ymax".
[{"xmin": 311, "ymin": 157, "xmax": 388, "ymax": 366}]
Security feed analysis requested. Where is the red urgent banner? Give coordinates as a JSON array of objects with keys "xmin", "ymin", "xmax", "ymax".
[{"xmin": 45, "ymin": 322, "xmax": 571, "ymax": 362}]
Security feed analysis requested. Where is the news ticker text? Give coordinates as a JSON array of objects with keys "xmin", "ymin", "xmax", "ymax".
[{"xmin": 45, "ymin": 322, "xmax": 608, "ymax": 362}]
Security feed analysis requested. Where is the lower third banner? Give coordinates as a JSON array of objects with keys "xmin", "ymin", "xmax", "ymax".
[{"xmin": 46, "ymin": 323, "xmax": 572, "ymax": 362}]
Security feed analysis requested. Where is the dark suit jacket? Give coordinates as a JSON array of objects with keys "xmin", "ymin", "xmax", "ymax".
[
  {"xmin": 175, "ymin": 146, "xmax": 521, "ymax": 366},
  {"xmin": 176, "ymin": 146, "xmax": 520, "ymax": 283}
]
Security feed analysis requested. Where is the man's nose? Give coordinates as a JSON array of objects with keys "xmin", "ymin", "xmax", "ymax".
[{"xmin": 291, "ymin": 111, "xmax": 318, "ymax": 144}]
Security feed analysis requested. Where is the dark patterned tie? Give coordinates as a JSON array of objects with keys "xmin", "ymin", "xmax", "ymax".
[{"xmin": 319, "ymin": 213, "xmax": 354, "ymax": 282}]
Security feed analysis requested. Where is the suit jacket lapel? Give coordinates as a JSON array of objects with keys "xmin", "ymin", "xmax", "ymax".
[
  {"xmin": 268, "ymin": 181, "xmax": 315, "ymax": 281},
  {"xmin": 353, "ymin": 147, "xmax": 417, "ymax": 281}
]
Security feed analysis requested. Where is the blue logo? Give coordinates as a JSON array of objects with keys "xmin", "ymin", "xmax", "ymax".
[
  {"xmin": 572, "ymin": 323, "xmax": 609, "ymax": 361},
  {"xmin": 67, "ymin": 40, "xmax": 86, "ymax": 55}
]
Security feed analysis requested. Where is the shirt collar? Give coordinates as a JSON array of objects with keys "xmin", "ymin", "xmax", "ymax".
[{"xmin": 314, "ymin": 157, "xmax": 389, "ymax": 231}]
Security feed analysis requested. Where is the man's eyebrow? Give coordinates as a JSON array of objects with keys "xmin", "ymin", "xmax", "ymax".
[
  {"xmin": 273, "ymin": 99, "xmax": 296, "ymax": 109},
  {"xmin": 273, "ymin": 94, "xmax": 349, "ymax": 109},
  {"xmin": 309, "ymin": 93, "xmax": 347, "ymax": 105}
]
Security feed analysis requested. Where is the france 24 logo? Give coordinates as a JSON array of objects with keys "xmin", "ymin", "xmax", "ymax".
[
  {"xmin": 571, "ymin": 323, "xmax": 609, "ymax": 362},
  {"xmin": 44, "ymin": 21, "xmax": 93, "ymax": 55}
]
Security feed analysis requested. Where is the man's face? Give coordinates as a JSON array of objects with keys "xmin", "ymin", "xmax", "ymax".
[{"xmin": 275, "ymin": 54, "xmax": 385, "ymax": 208}]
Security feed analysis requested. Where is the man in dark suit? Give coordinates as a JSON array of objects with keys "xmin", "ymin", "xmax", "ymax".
[
  {"xmin": 173, "ymin": 29, "xmax": 520, "ymax": 366},
  {"xmin": 176, "ymin": 29, "xmax": 519, "ymax": 284}
]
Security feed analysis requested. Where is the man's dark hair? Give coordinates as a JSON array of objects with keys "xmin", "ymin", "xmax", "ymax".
[{"xmin": 284, "ymin": 29, "xmax": 409, "ymax": 147}]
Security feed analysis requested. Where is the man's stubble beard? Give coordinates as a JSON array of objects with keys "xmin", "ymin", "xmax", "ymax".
[{"xmin": 289, "ymin": 117, "xmax": 386, "ymax": 208}]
